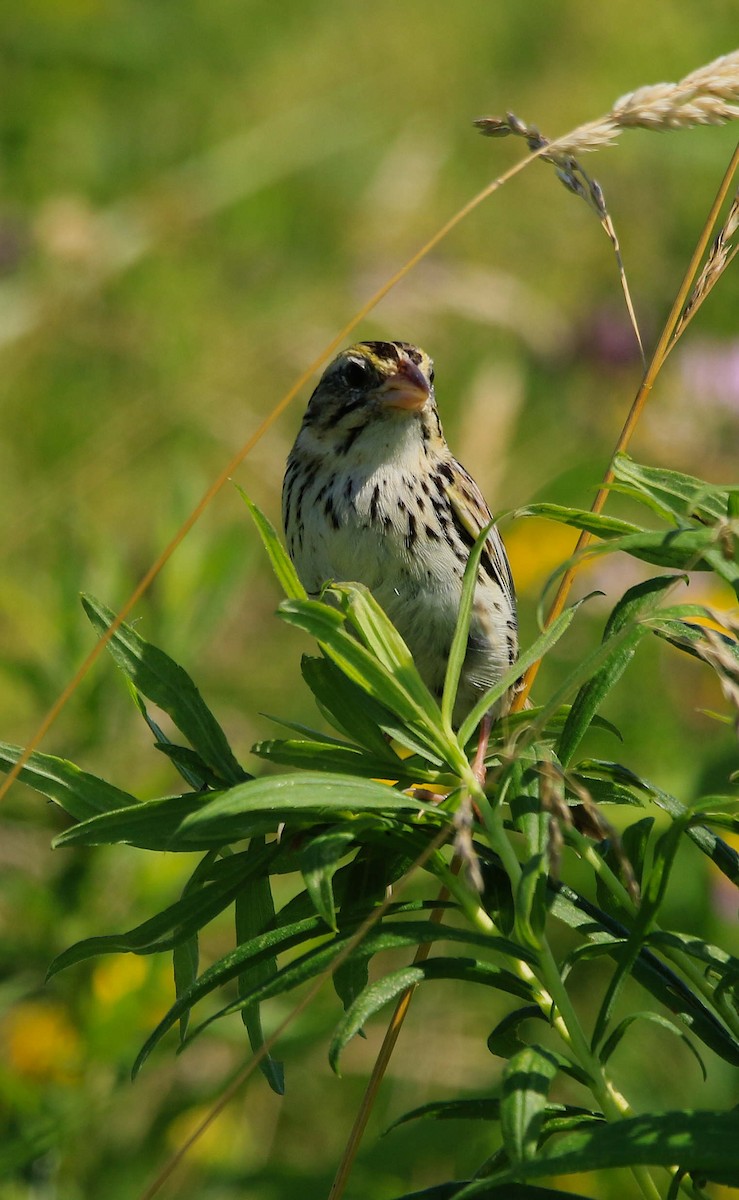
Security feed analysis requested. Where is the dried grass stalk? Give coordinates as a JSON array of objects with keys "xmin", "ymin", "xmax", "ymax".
[
  {"xmin": 673, "ymin": 190, "xmax": 739, "ymax": 341},
  {"xmin": 546, "ymin": 50, "xmax": 739, "ymax": 155},
  {"xmin": 475, "ymin": 112, "xmax": 645, "ymax": 361}
]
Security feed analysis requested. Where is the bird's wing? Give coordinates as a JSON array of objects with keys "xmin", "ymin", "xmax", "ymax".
[{"xmin": 445, "ymin": 458, "xmax": 516, "ymax": 606}]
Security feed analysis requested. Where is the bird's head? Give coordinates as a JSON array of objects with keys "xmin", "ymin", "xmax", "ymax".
[{"xmin": 298, "ymin": 341, "xmax": 441, "ymax": 457}]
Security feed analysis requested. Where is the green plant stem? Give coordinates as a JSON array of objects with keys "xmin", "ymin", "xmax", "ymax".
[
  {"xmin": 468, "ymin": 774, "xmax": 662, "ymax": 1200},
  {"xmin": 568, "ymin": 828, "xmax": 739, "ymax": 1041}
]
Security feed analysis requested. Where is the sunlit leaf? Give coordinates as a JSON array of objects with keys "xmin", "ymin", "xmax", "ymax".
[
  {"xmin": 236, "ymin": 839, "xmax": 284, "ymax": 1095},
  {"xmin": 558, "ymin": 575, "xmax": 681, "ymax": 767},
  {"xmin": 612, "ymin": 453, "xmax": 739, "ymax": 525},
  {"xmin": 82, "ymin": 595, "xmax": 246, "ymax": 785},
  {"xmin": 599, "ymin": 1011, "xmax": 706, "ymax": 1080},
  {"xmin": 501, "ymin": 1044, "xmax": 561, "ymax": 1163},
  {"xmin": 0, "ymin": 741, "xmax": 136, "ymax": 821},
  {"xmin": 329, "ymin": 955, "xmax": 536, "ymax": 1074},
  {"xmin": 442, "ymin": 519, "xmax": 495, "ymax": 729},
  {"xmin": 451, "ymin": 1110, "xmax": 739, "ymax": 1196},
  {"xmin": 300, "ymin": 826, "xmax": 357, "ymax": 930},
  {"xmin": 238, "ymin": 489, "xmax": 307, "ymax": 601}
]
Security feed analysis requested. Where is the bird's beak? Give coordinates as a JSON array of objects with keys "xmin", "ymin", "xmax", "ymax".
[{"xmin": 377, "ymin": 359, "xmax": 430, "ymax": 411}]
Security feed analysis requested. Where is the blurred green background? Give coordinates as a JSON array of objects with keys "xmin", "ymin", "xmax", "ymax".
[{"xmin": 1, "ymin": 3, "xmax": 738, "ymax": 1197}]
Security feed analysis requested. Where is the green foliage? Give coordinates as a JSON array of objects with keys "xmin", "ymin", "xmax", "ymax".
[{"xmin": 3, "ymin": 471, "xmax": 738, "ymax": 1199}]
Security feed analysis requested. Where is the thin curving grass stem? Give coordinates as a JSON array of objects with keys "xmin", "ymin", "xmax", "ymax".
[
  {"xmin": 0, "ymin": 148, "xmax": 549, "ymax": 809},
  {"xmin": 137, "ymin": 825, "xmax": 452, "ymax": 1200},
  {"xmin": 512, "ymin": 139, "xmax": 739, "ymax": 710},
  {"xmin": 327, "ymin": 877, "xmax": 455, "ymax": 1200}
]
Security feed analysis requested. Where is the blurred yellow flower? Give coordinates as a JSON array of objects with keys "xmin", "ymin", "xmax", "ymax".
[
  {"xmin": 166, "ymin": 1103, "xmax": 257, "ymax": 1168},
  {"xmin": 92, "ymin": 954, "xmax": 148, "ymax": 1006},
  {"xmin": 506, "ymin": 519, "xmax": 581, "ymax": 596},
  {"xmin": 3, "ymin": 1000, "xmax": 81, "ymax": 1084}
]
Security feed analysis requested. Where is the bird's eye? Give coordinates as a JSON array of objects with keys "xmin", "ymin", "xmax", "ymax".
[{"xmin": 342, "ymin": 359, "xmax": 370, "ymax": 388}]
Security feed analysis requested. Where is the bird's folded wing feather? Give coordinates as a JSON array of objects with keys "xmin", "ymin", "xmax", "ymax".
[{"xmin": 445, "ymin": 460, "xmax": 516, "ymax": 604}]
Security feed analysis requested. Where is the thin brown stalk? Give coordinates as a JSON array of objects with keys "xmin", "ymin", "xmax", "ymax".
[
  {"xmin": 512, "ymin": 140, "xmax": 739, "ymax": 710},
  {"xmin": 137, "ymin": 826, "xmax": 452, "ymax": 1200},
  {"xmin": 476, "ymin": 112, "xmax": 645, "ymax": 365},
  {"xmin": 327, "ymin": 879, "xmax": 454, "ymax": 1200},
  {"xmin": 0, "ymin": 147, "xmax": 548, "ymax": 808},
  {"xmin": 671, "ymin": 189, "xmax": 739, "ymax": 344}
]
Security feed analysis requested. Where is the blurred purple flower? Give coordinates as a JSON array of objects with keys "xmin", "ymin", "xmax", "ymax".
[{"xmin": 679, "ymin": 338, "xmax": 739, "ymax": 412}]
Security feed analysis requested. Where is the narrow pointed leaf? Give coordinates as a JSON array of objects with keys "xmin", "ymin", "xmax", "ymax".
[
  {"xmin": 599, "ymin": 1011, "xmax": 706, "ymax": 1080},
  {"xmin": 517, "ymin": 504, "xmax": 645, "ymax": 537},
  {"xmin": 329, "ymin": 957, "xmax": 535, "ymax": 1073},
  {"xmin": 238, "ymin": 489, "xmax": 306, "ymax": 601},
  {"xmin": 280, "ymin": 598, "xmax": 449, "ymax": 758},
  {"xmin": 131, "ymin": 689, "xmax": 211, "ymax": 790},
  {"xmin": 331, "ymin": 584, "xmax": 442, "ymax": 720},
  {"xmin": 175, "ymin": 772, "xmax": 439, "ymax": 845},
  {"xmin": 82, "ymin": 595, "xmax": 245, "ymax": 785},
  {"xmin": 451, "ymin": 1110, "xmax": 739, "ymax": 1196},
  {"xmin": 458, "ymin": 604, "xmax": 581, "ymax": 745},
  {"xmin": 545, "ymin": 878, "xmax": 739, "ymax": 1066},
  {"xmin": 173, "ymin": 936, "xmax": 199, "ymax": 1042},
  {"xmin": 558, "ymin": 576, "xmax": 680, "ymax": 767},
  {"xmin": 0, "ymin": 741, "xmax": 136, "ymax": 820},
  {"xmin": 442, "ymin": 520, "xmax": 495, "ymax": 728},
  {"xmin": 46, "ymin": 848, "xmax": 270, "ymax": 976},
  {"xmin": 301, "ymin": 654, "xmax": 400, "ymax": 756},
  {"xmin": 501, "ymin": 1044, "xmax": 562, "ymax": 1163},
  {"xmin": 612, "ymin": 452, "xmax": 738, "ymax": 525},
  {"xmin": 236, "ymin": 841, "xmax": 284, "ymax": 1094},
  {"xmin": 300, "ymin": 827, "xmax": 357, "ymax": 930}
]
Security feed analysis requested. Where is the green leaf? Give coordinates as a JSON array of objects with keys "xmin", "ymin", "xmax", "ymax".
[
  {"xmin": 506, "ymin": 759, "xmax": 551, "ymax": 950},
  {"xmin": 55, "ymin": 773, "xmax": 438, "ymax": 852},
  {"xmin": 458, "ymin": 604, "xmax": 581, "ymax": 746},
  {"xmin": 53, "ymin": 790, "xmax": 218, "ymax": 851},
  {"xmin": 599, "ymin": 1011, "xmax": 706, "ymax": 1080},
  {"xmin": 329, "ymin": 956, "xmax": 535, "ymax": 1074},
  {"xmin": 300, "ymin": 654, "xmax": 402, "ymax": 757},
  {"xmin": 300, "ymin": 826, "xmax": 357, "ymax": 930},
  {"xmin": 47, "ymin": 847, "xmax": 274, "ymax": 976},
  {"xmin": 235, "ymin": 840, "xmax": 284, "ymax": 1095},
  {"xmin": 387, "ymin": 1183, "xmax": 597, "ymax": 1200},
  {"xmin": 591, "ymin": 816, "xmax": 686, "ymax": 1051},
  {"xmin": 544, "ymin": 875, "xmax": 739, "ymax": 1066},
  {"xmin": 133, "ymin": 911, "xmax": 326, "ymax": 1075},
  {"xmin": 0, "ymin": 741, "xmax": 136, "ymax": 820},
  {"xmin": 574, "ymin": 760, "xmax": 739, "ymax": 885},
  {"xmin": 331, "ymin": 583, "xmax": 442, "ymax": 721},
  {"xmin": 173, "ymin": 935, "xmax": 199, "ymax": 1042},
  {"xmin": 558, "ymin": 575, "xmax": 682, "ymax": 767},
  {"xmin": 501, "ymin": 1044, "xmax": 562, "ymax": 1163},
  {"xmin": 238, "ymin": 488, "xmax": 307, "ymax": 601},
  {"xmin": 646, "ymin": 930, "xmax": 739, "ymax": 979},
  {"xmin": 82, "ymin": 595, "xmax": 245, "ymax": 785},
  {"xmin": 619, "ymin": 817, "xmax": 655, "ymax": 889},
  {"xmin": 517, "ymin": 503, "xmax": 645, "ymax": 538},
  {"xmin": 487, "ymin": 1006, "xmax": 543, "ymax": 1060},
  {"xmin": 130, "ymin": 688, "xmax": 213, "ymax": 790},
  {"xmin": 279, "ymin": 597, "xmax": 453, "ymax": 762},
  {"xmin": 451, "ymin": 1110, "xmax": 739, "ymax": 1196},
  {"xmin": 649, "ymin": 614, "xmax": 739, "ymax": 685},
  {"xmin": 442, "ymin": 519, "xmax": 495, "ymax": 729},
  {"xmin": 252, "ymin": 737, "xmax": 445, "ymax": 786},
  {"xmin": 612, "ymin": 452, "xmax": 739, "ymax": 525},
  {"xmin": 175, "ymin": 773, "xmax": 439, "ymax": 845},
  {"xmin": 387, "ymin": 1098, "xmax": 502, "ymax": 1129}
]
